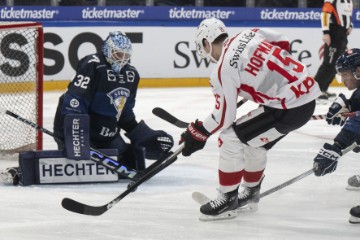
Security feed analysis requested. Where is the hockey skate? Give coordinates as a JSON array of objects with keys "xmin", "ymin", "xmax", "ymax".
[
  {"xmin": 349, "ymin": 205, "xmax": 360, "ymax": 224},
  {"xmin": 237, "ymin": 175, "xmax": 265, "ymax": 212},
  {"xmin": 199, "ymin": 188, "xmax": 238, "ymax": 221},
  {"xmin": 0, "ymin": 167, "xmax": 21, "ymax": 186},
  {"xmin": 346, "ymin": 175, "xmax": 360, "ymax": 190}
]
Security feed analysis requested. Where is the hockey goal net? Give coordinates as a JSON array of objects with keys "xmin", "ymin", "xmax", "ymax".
[{"xmin": 0, "ymin": 22, "xmax": 43, "ymax": 156}]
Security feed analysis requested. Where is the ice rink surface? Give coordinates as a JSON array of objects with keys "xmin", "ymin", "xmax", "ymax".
[{"xmin": 0, "ymin": 87, "xmax": 359, "ymax": 240}]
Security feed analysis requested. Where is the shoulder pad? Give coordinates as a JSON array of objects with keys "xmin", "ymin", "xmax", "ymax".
[
  {"xmin": 78, "ymin": 53, "xmax": 108, "ymax": 69},
  {"xmin": 86, "ymin": 54, "xmax": 100, "ymax": 63}
]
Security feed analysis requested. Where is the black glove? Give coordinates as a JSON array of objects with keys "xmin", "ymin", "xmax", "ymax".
[
  {"xmin": 126, "ymin": 120, "xmax": 174, "ymax": 160},
  {"xmin": 353, "ymin": 146, "xmax": 360, "ymax": 153},
  {"xmin": 326, "ymin": 93, "xmax": 349, "ymax": 126},
  {"xmin": 179, "ymin": 120, "xmax": 210, "ymax": 157},
  {"xmin": 313, "ymin": 143, "xmax": 342, "ymax": 176}
]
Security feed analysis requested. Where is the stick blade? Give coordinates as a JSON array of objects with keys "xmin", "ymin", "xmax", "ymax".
[
  {"xmin": 61, "ymin": 198, "xmax": 106, "ymax": 216},
  {"xmin": 152, "ymin": 107, "xmax": 188, "ymax": 128}
]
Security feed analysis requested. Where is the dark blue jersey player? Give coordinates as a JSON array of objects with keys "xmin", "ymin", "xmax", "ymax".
[
  {"xmin": 312, "ymin": 48, "xmax": 360, "ymax": 224},
  {"xmin": 53, "ymin": 31, "xmax": 174, "ymax": 171}
]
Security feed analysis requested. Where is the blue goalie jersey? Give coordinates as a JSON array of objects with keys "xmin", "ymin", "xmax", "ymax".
[{"xmin": 54, "ymin": 53, "xmax": 140, "ymax": 142}]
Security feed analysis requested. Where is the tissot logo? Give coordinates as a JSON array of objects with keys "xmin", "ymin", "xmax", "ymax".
[
  {"xmin": 0, "ymin": 33, "xmax": 30, "ymax": 76},
  {"xmin": 42, "ymin": 32, "xmax": 143, "ymax": 76}
]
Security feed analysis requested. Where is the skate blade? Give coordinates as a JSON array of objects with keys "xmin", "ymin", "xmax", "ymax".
[
  {"xmin": 346, "ymin": 185, "xmax": 360, "ymax": 191},
  {"xmin": 349, "ymin": 216, "xmax": 360, "ymax": 224},
  {"xmin": 237, "ymin": 202, "xmax": 259, "ymax": 213},
  {"xmin": 199, "ymin": 210, "xmax": 238, "ymax": 221}
]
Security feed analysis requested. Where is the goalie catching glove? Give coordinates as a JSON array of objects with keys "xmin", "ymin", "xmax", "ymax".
[
  {"xmin": 326, "ymin": 93, "xmax": 349, "ymax": 126},
  {"xmin": 179, "ymin": 120, "xmax": 211, "ymax": 156},
  {"xmin": 313, "ymin": 143, "xmax": 342, "ymax": 176},
  {"xmin": 126, "ymin": 120, "xmax": 174, "ymax": 160}
]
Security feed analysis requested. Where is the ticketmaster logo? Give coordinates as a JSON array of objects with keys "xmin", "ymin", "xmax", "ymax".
[
  {"xmin": 355, "ymin": 11, "xmax": 360, "ymax": 20},
  {"xmin": 82, "ymin": 7, "xmax": 144, "ymax": 19},
  {"xmin": 260, "ymin": 9, "xmax": 321, "ymax": 20},
  {"xmin": 169, "ymin": 7, "xmax": 234, "ymax": 19},
  {"xmin": 0, "ymin": 7, "xmax": 58, "ymax": 19}
]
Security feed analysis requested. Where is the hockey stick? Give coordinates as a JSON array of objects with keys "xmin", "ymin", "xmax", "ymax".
[
  {"xmin": 0, "ymin": 108, "xmax": 142, "ymax": 181},
  {"xmin": 311, "ymin": 114, "xmax": 326, "ymax": 120},
  {"xmin": 153, "ymin": 105, "xmax": 326, "ymax": 129},
  {"xmin": 259, "ymin": 169, "xmax": 313, "ymax": 198},
  {"xmin": 61, "ymin": 144, "xmax": 184, "ymax": 216},
  {"xmin": 153, "ymin": 99, "xmax": 248, "ymax": 128},
  {"xmin": 193, "ymin": 143, "xmax": 358, "ymax": 207},
  {"xmin": 192, "ymin": 168, "xmax": 315, "ymax": 207},
  {"xmin": 259, "ymin": 143, "xmax": 357, "ymax": 198}
]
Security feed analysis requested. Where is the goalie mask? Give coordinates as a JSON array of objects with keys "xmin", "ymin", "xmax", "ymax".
[
  {"xmin": 195, "ymin": 17, "xmax": 228, "ymax": 62},
  {"xmin": 336, "ymin": 48, "xmax": 360, "ymax": 80},
  {"xmin": 102, "ymin": 31, "xmax": 133, "ymax": 74}
]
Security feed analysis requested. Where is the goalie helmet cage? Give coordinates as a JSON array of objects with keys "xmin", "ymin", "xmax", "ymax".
[{"xmin": 0, "ymin": 22, "xmax": 43, "ymax": 156}]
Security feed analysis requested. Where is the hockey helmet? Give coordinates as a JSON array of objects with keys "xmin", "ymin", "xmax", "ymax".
[
  {"xmin": 102, "ymin": 31, "xmax": 133, "ymax": 74},
  {"xmin": 195, "ymin": 17, "xmax": 228, "ymax": 60},
  {"xmin": 336, "ymin": 48, "xmax": 360, "ymax": 80}
]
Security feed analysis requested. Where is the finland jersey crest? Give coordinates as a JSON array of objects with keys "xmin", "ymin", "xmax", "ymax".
[{"xmin": 107, "ymin": 87, "xmax": 130, "ymax": 120}]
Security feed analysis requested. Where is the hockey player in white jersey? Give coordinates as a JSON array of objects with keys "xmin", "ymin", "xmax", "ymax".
[{"xmin": 179, "ymin": 18, "xmax": 321, "ymax": 220}]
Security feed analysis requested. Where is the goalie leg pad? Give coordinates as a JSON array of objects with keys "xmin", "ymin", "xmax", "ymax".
[
  {"xmin": 19, "ymin": 150, "xmax": 119, "ymax": 186},
  {"xmin": 64, "ymin": 114, "xmax": 90, "ymax": 160}
]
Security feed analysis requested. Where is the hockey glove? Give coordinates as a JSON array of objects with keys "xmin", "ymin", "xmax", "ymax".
[
  {"xmin": 179, "ymin": 120, "xmax": 210, "ymax": 157},
  {"xmin": 313, "ymin": 143, "xmax": 342, "ymax": 176},
  {"xmin": 326, "ymin": 93, "xmax": 349, "ymax": 126},
  {"xmin": 126, "ymin": 120, "xmax": 174, "ymax": 160},
  {"xmin": 353, "ymin": 146, "xmax": 360, "ymax": 153}
]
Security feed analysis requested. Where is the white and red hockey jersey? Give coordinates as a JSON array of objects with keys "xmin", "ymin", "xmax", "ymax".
[{"xmin": 203, "ymin": 28, "xmax": 321, "ymax": 134}]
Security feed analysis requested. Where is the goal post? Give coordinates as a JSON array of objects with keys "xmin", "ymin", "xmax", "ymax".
[{"xmin": 0, "ymin": 21, "xmax": 43, "ymax": 155}]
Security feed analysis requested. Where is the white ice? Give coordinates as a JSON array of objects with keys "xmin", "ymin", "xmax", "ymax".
[{"xmin": 1, "ymin": 87, "xmax": 359, "ymax": 240}]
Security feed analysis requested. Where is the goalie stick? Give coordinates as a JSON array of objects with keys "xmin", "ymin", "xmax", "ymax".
[
  {"xmin": 61, "ymin": 144, "xmax": 184, "ymax": 216},
  {"xmin": 0, "ymin": 108, "xmax": 151, "ymax": 181}
]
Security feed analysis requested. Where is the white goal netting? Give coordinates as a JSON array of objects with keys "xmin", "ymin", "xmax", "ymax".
[{"xmin": 0, "ymin": 22, "xmax": 43, "ymax": 158}]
